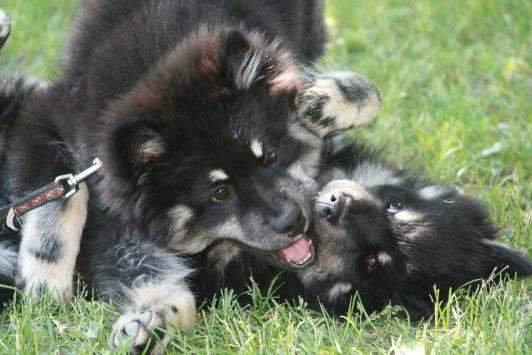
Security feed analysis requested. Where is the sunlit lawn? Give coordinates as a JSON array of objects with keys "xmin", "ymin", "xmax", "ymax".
[{"xmin": 0, "ymin": 0, "xmax": 530, "ymax": 353}]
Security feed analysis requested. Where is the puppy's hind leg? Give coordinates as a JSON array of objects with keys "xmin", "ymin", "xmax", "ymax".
[{"xmin": 16, "ymin": 183, "xmax": 89, "ymax": 301}]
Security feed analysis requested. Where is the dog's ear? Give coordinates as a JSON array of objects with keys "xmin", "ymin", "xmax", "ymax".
[
  {"xmin": 103, "ymin": 119, "xmax": 165, "ymax": 179},
  {"xmin": 482, "ymin": 240, "xmax": 532, "ymax": 277},
  {"xmin": 219, "ymin": 30, "xmax": 270, "ymax": 91},
  {"xmin": 216, "ymin": 30, "xmax": 299, "ymax": 97},
  {"xmin": 298, "ymin": 71, "xmax": 381, "ymax": 137}
]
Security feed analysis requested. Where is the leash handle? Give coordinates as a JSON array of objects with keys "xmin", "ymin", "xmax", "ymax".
[
  {"xmin": 2, "ymin": 181, "xmax": 64, "ymax": 231},
  {"xmin": 1, "ymin": 158, "xmax": 103, "ymax": 231}
]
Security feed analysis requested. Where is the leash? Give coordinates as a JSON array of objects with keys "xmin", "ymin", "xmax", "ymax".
[{"xmin": 0, "ymin": 158, "xmax": 102, "ymax": 232}]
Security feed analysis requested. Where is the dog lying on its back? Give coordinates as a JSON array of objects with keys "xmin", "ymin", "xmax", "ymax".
[
  {"xmin": 300, "ymin": 142, "xmax": 532, "ymax": 317},
  {"xmin": 196, "ymin": 139, "xmax": 532, "ymax": 319},
  {"xmin": 72, "ymin": 136, "xmax": 532, "ymax": 352}
]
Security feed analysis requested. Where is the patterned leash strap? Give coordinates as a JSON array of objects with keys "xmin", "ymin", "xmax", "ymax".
[{"xmin": 0, "ymin": 158, "xmax": 102, "ymax": 232}]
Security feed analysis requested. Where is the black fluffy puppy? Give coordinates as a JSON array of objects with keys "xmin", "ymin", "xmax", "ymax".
[
  {"xmin": 2, "ymin": 0, "xmax": 331, "ymax": 304},
  {"xmin": 1, "ymin": 0, "xmax": 379, "ymax": 312},
  {"xmin": 195, "ymin": 140, "xmax": 532, "ymax": 319}
]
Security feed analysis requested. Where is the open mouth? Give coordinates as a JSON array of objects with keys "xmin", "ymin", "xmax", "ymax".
[{"xmin": 277, "ymin": 234, "xmax": 315, "ymax": 268}]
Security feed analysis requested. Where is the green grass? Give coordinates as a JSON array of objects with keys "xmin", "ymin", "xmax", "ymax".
[{"xmin": 1, "ymin": 0, "xmax": 531, "ymax": 353}]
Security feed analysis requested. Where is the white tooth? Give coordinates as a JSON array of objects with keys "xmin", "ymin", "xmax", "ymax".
[{"xmin": 296, "ymin": 252, "xmax": 313, "ymax": 265}]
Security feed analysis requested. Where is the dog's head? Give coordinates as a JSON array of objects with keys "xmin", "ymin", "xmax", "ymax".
[
  {"xmin": 98, "ymin": 28, "xmax": 379, "ymax": 263},
  {"xmin": 298, "ymin": 170, "xmax": 532, "ymax": 317}
]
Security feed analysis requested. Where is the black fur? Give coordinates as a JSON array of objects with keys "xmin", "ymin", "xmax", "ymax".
[
  {"xmin": 1, "ymin": 0, "xmax": 330, "ymax": 300},
  {"xmin": 193, "ymin": 140, "xmax": 532, "ymax": 318},
  {"xmin": 1, "ymin": 2, "xmax": 528, "ymax": 349}
]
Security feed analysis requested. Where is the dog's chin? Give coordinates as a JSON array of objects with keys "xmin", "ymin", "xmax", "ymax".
[{"xmin": 276, "ymin": 234, "xmax": 315, "ymax": 269}]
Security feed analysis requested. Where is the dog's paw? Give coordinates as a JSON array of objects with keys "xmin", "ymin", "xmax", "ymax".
[
  {"xmin": 0, "ymin": 10, "xmax": 11, "ymax": 50},
  {"xmin": 16, "ymin": 259, "xmax": 73, "ymax": 302},
  {"xmin": 299, "ymin": 70, "xmax": 381, "ymax": 137},
  {"xmin": 110, "ymin": 288, "xmax": 196, "ymax": 354}
]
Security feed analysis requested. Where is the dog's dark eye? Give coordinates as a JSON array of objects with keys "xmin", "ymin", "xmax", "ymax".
[
  {"xmin": 386, "ymin": 201, "xmax": 402, "ymax": 214},
  {"xmin": 366, "ymin": 254, "xmax": 378, "ymax": 270},
  {"xmin": 262, "ymin": 149, "xmax": 278, "ymax": 166},
  {"xmin": 212, "ymin": 185, "xmax": 233, "ymax": 202}
]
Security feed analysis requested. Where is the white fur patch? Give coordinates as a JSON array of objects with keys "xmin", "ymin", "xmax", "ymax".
[
  {"xmin": 170, "ymin": 215, "xmax": 244, "ymax": 254},
  {"xmin": 209, "ymin": 169, "xmax": 229, "ymax": 182},
  {"xmin": 235, "ymin": 50, "xmax": 263, "ymax": 89},
  {"xmin": 250, "ymin": 139, "xmax": 263, "ymax": 158},
  {"xmin": 210, "ymin": 217, "xmax": 245, "ymax": 240},
  {"xmin": 352, "ymin": 161, "xmax": 402, "ymax": 187},
  {"xmin": 377, "ymin": 251, "xmax": 392, "ymax": 266},
  {"xmin": 394, "ymin": 210, "xmax": 424, "ymax": 222},
  {"xmin": 17, "ymin": 183, "xmax": 89, "ymax": 301},
  {"xmin": 328, "ymin": 282, "xmax": 352, "ymax": 301},
  {"xmin": 418, "ymin": 185, "xmax": 452, "ymax": 200}
]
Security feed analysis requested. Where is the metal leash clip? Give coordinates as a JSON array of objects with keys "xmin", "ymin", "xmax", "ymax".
[
  {"xmin": 55, "ymin": 158, "xmax": 103, "ymax": 198},
  {"xmin": 1, "ymin": 158, "xmax": 103, "ymax": 232}
]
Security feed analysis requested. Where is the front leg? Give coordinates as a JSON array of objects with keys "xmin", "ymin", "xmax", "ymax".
[
  {"xmin": 16, "ymin": 183, "xmax": 89, "ymax": 301},
  {"xmin": 79, "ymin": 232, "xmax": 196, "ymax": 354}
]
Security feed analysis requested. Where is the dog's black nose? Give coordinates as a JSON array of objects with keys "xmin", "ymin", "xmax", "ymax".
[
  {"xmin": 273, "ymin": 205, "xmax": 306, "ymax": 237},
  {"xmin": 317, "ymin": 193, "xmax": 344, "ymax": 222}
]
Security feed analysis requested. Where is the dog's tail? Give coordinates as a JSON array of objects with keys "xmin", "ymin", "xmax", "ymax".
[{"xmin": 0, "ymin": 9, "xmax": 11, "ymax": 51}]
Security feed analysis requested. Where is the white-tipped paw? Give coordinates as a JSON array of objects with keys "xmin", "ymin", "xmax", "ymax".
[
  {"xmin": 110, "ymin": 293, "xmax": 196, "ymax": 354},
  {"xmin": 16, "ymin": 261, "xmax": 73, "ymax": 302},
  {"xmin": 299, "ymin": 70, "xmax": 381, "ymax": 137}
]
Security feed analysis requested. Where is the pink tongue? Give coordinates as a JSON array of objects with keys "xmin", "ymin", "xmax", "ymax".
[{"xmin": 278, "ymin": 235, "xmax": 311, "ymax": 264}]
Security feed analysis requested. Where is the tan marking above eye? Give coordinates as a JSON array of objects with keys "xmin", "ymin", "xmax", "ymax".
[
  {"xmin": 250, "ymin": 139, "xmax": 263, "ymax": 158},
  {"xmin": 209, "ymin": 169, "xmax": 229, "ymax": 182}
]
